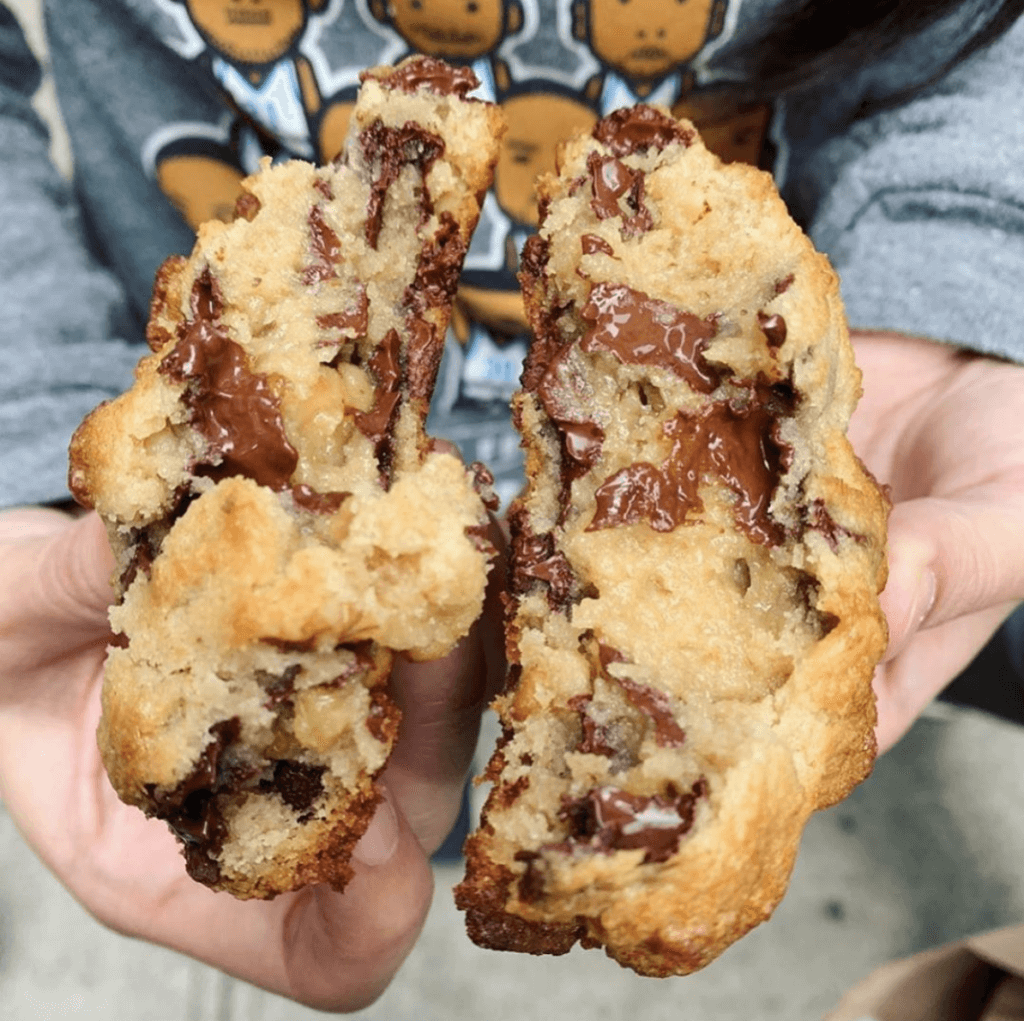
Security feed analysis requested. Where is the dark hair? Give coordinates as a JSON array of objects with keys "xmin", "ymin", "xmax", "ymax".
[{"xmin": 744, "ymin": 0, "xmax": 1024, "ymax": 97}]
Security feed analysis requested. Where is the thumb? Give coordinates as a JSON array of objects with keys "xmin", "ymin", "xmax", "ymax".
[
  {"xmin": 881, "ymin": 494, "xmax": 1024, "ymax": 661},
  {"xmin": 0, "ymin": 509, "xmax": 115, "ymax": 648},
  {"xmin": 278, "ymin": 788, "xmax": 433, "ymax": 1011}
]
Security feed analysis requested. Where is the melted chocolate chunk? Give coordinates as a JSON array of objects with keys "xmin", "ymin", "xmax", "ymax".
[
  {"xmin": 586, "ymin": 152, "xmax": 652, "ymax": 237},
  {"xmin": 316, "ymin": 288, "xmax": 369, "ymax": 339},
  {"xmin": 232, "ymin": 191, "xmax": 261, "ymax": 222},
  {"xmin": 120, "ymin": 529, "xmax": 156, "ymax": 591},
  {"xmin": 290, "ymin": 484, "xmax": 350, "ymax": 514},
  {"xmin": 734, "ymin": 556, "xmax": 752, "ymax": 594},
  {"xmin": 118, "ymin": 488, "xmax": 199, "ymax": 594},
  {"xmin": 579, "ymin": 282, "xmax": 722, "ymax": 394},
  {"xmin": 559, "ymin": 420, "xmax": 605, "ymax": 479},
  {"xmin": 685, "ymin": 395, "xmax": 790, "ymax": 545},
  {"xmin": 559, "ymin": 781, "xmax": 705, "ymax": 864},
  {"xmin": 533, "ymin": 339, "xmax": 606, "ymax": 492},
  {"xmin": 148, "ymin": 717, "xmax": 243, "ymax": 884},
  {"xmin": 514, "ymin": 850, "xmax": 546, "ymax": 904},
  {"xmin": 257, "ymin": 664, "xmax": 303, "ymax": 709},
  {"xmin": 818, "ymin": 610, "xmax": 841, "ymax": 637},
  {"xmin": 403, "ymin": 317, "xmax": 441, "ymax": 409},
  {"xmin": 596, "ymin": 645, "xmax": 685, "ymax": 747},
  {"xmin": 758, "ymin": 311, "xmax": 787, "ymax": 350},
  {"xmin": 589, "ymin": 381, "xmax": 795, "ymax": 545},
  {"xmin": 590, "ymin": 461, "xmax": 694, "ymax": 534},
  {"xmin": 470, "ymin": 461, "xmax": 501, "ymax": 512},
  {"xmin": 390, "ymin": 220, "xmax": 461, "ymax": 428},
  {"xmin": 372, "ymin": 56, "xmax": 479, "ymax": 98},
  {"xmin": 581, "ymin": 234, "xmax": 615, "ymax": 257},
  {"xmin": 510, "ymin": 527, "xmax": 574, "ymax": 607},
  {"xmin": 592, "ymin": 105, "xmax": 695, "ymax": 158},
  {"xmin": 304, "ymin": 205, "xmax": 343, "ymax": 284},
  {"xmin": 360, "ymin": 121, "xmax": 445, "ymax": 249},
  {"xmin": 804, "ymin": 498, "xmax": 858, "ymax": 552},
  {"xmin": 519, "ymin": 306, "xmax": 567, "ymax": 398},
  {"xmin": 341, "ymin": 639, "xmax": 377, "ymax": 668},
  {"xmin": 794, "ymin": 570, "xmax": 840, "ymax": 637},
  {"xmin": 567, "ymin": 694, "xmax": 619, "ymax": 758},
  {"xmin": 510, "ymin": 526, "xmax": 552, "ymax": 595},
  {"xmin": 523, "ymin": 551, "xmax": 575, "ymax": 605},
  {"xmin": 406, "ymin": 211, "xmax": 466, "ymax": 312},
  {"xmin": 160, "ymin": 270, "xmax": 298, "ymax": 490},
  {"xmin": 352, "ymin": 329, "xmax": 402, "ymax": 473},
  {"xmin": 615, "ymin": 677, "xmax": 686, "ymax": 748},
  {"xmin": 270, "ymin": 760, "xmax": 325, "ymax": 817},
  {"xmin": 261, "ymin": 635, "xmax": 318, "ymax": 653},
  {"xmin": 519, "ymin": 233, "xmax": 550, "ymax": 281},
  {"xmin": 517, "ymin": 234, "xmax": 574, "ymax": 401},
  {"xmin": 596, "ymin": 643, "xmax": 625, "ymax": 672}
]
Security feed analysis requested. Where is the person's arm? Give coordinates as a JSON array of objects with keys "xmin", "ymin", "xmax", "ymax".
[
  {"xmin": 778, "ymin": 10, "xmax": 1024, "ymax": 749},
  {"xmin": 791, "ymin": 11, "xmax": 1024, "ymax": 365},
  {"xmin": 0, "ymin": 5, "xmax": 139, "ymax": 509}
]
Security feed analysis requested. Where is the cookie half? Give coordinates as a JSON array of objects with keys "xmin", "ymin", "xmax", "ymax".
[
  {"xmin": 455, "ymin": 106, "xmax": 888, "ymax": 975},
  {"xmin": 69, "ymin": 58, "xmax": 505, "ymax": 898}
]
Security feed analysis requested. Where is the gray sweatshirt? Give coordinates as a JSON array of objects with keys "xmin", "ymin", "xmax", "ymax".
[{"xmin": 2, "ymin": 0, "xmax": 1023, "ymax": 508}]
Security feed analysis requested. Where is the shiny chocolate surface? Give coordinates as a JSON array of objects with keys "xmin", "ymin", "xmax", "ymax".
[
  {"xmin": 373, "ymin": 56, "xmax": 480, "ymax": 98},
  {"xmin": 589, "ymin": 384, "xmax": 794, "ymax": 545},
  {"xmin": 352, "ymin": 328, "xmax": 402, "ymax": 450},
  {"xmin": 592, "ymin": 105, "xmax": 694, "ymax": 158},
  {"xmin": 304, "ymin": 205, "xmax": 343, "ymax": 284},
  {"xmin": 579, "ymin": 282, "xmax": 721, "ymax": 394},
  {"xmin": 160, "ymin": 270, "xmax": 298, "ymax": 491},
  {"xmin": 586, "ymin": 152, "xmax": 653, "ymax": 236},
  {"xmin": 758, "ymin": 311, "xmax": 787, "ymax": 350},
  {"xmin": 581, "ymin": 233, "xmax": 616, "ymax": 257},
  {"xmin": 560, "ymin": 781, "xmax": 705, "ymax": 864},
  {"xmin": 316, "ymin": 288, "xmax": 369, "ymax": 339},
  {"xmin": 360, "ymin": 121, "xmax": 444, "ymax": 248}
]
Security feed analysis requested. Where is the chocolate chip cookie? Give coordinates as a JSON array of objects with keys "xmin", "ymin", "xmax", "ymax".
[
  {"xmin": 69, "ymin": 58, "xmax": 504, "ymax": 899},
  {"xmin": 455, "ymin": 106, "xmax": 888, "ymax": 975}
]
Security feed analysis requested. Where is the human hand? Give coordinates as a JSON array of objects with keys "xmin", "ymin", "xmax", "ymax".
[
  {"xmin": 848, "ymin": 332, "xmax": 1024, "ymax": 753},
  {"xmin": 0, "ymin": 506, "xmax": 505, "ymax": 1012}
]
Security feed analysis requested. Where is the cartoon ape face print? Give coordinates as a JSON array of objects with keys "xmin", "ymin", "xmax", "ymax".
[
  {"xmin": 583, "ymin": 0, "xmax": 716, "ymax": 81},
  {"xmin": 156, "ymin": 153, "xmax": 247, "ymax": 230},
  {"xmin": 673, "ymin": 90, "xmax": 771, "ymax": 168},
  {"xmin": 384, "ymin": 0, "xmax": 508, "ymax": 60},
  {"xmin": 494, "ymin": 92, "xmax": 597, "ymax": 226},
  {"xmin": 181, "ymin": 0, "xmax": 311, "ymax": 64},
  {"xmin": 317, "ymin": 98, "xmax": 356, "ymax": 162}
]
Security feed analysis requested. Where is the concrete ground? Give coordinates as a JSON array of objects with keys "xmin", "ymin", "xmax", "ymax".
[{"xmin": 4, "ymin": 2, "xmax": 1023, "ymax": 1016}]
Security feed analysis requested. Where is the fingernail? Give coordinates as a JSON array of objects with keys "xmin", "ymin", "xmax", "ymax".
[
  {"xmin": 882, "ymin": 538, "xmax": 937, "ymax": 660},
  {"xmin": 904, "ymin": 566, "xmax": 937, "ymax": 640},
  {"xmin": 352, "ymin": 790, "xmax": 400, "ymax": 867}
]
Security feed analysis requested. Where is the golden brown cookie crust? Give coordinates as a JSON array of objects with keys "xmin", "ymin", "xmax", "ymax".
[{"xmin": 456, "ymin": 106, "xmax": 888, "ymax": 975}]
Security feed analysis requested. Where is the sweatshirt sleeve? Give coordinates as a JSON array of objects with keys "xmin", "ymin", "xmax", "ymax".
[
  {"xmin": 0, "ymin": 5, "xmax": 141, "ymax": 509},
  {"xmin": 779, "ymin": 12, "xmax": 1024, "ymax": 363}
]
